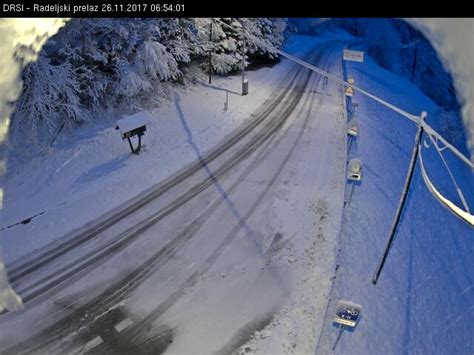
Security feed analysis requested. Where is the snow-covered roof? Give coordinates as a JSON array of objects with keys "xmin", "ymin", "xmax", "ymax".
[{"xmin": 116, "ymin": 111, "xmax": 151, "ymax": 134}]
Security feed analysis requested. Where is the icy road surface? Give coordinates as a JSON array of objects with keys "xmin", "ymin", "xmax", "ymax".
[{"xmin": 0, "ymin": 40, "xmax": 346, "ymax": 354}]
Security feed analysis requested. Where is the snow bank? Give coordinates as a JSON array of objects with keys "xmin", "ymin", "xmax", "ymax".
[
  {"xmin": 0, "ymin": 19, "xmax": 67, "ymax": 145},
  {"xmin": 0, "ymin": 249, "xmax": 23, "ymax": 312},
  {"xmin": 0, "ymin": 18, "xmax": 67, "ymax": 312}
]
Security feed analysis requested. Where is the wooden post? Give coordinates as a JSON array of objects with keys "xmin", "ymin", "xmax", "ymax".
[
  {"xmin": 127, "ymin": 137, "xmax": 135, "ymax": 154},
  {"xmin": 372, "ymin": 112, "xmax": 427, "ymax": 284},
  {"xmin": 137, "ymin": 135, "xmax": 142, "ymax": 153}
]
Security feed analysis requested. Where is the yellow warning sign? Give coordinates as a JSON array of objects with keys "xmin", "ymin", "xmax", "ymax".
[{"xmin": 345, "ymin": 86, "xmax": 354, "ymax": 97}]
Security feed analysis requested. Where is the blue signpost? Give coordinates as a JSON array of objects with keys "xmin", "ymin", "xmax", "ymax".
[{"xmin": 332, "ymin": 300, "xmax": 362, "ymax": 350}]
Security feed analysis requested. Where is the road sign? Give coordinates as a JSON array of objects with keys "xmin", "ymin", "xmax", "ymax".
[
  {"xmin": 345, "ymin": 86, "xmax": 354, "ymax": 97},
  {"xmin": 348, "ymin": 118, "xmax": 359, "ymax": 137},
  {"xmin": 334, "ymin": 300, "xmax": 362, "ymax": 328},
  {"xmin": 347, "ymin": 158, "xmax": 363, "ymax": 182},
  {"xmin": 343, "ymin": 49, "xmax": 365, "ymax": 63}
]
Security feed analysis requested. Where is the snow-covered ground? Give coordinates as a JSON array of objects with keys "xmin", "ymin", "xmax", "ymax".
[
  {"xmin": 0, "ymin": 34, "xmax": 318, "ymax": 264},
  {"xmin": 316, "ymin": 47, "xmax": 474, "ymax": 354},
  {"xmin": 0, "ymin": 33, "xmax": 351, "ymax": 354}
]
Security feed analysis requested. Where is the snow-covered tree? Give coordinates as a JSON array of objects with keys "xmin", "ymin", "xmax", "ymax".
[
  {"xmin": 135, "ymin": 40, "xmax": 180, "ymax": 81},
  {"xmin": 155, "ymin": 18, "xmax": 204, "ymax": 62},
  {"xmin": 12, "ymin": 51, "xmax": 89, "ymax": 140},
  {"xmin": 114, "ymin": 60, "xmax": 152, "ymax": 107},
  {"xmin": 196, "ymin": 18, "xmax": 286, "ymax": 75},
  {"xmin": 244, "ymin": 18, "xmax": 286, "ymax": 58}
]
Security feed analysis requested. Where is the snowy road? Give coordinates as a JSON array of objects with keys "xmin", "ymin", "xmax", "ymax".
[{"xmin": 0, "ymin": 40, "xmax": 347, "ymax": 354}]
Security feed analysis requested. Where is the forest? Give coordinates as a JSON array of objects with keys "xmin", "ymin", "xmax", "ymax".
[{"xmin": 11, "ymin": 18, "xmax": 463, "ymax": 152}]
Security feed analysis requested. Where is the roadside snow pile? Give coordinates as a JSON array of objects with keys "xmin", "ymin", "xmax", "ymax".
[{"xmin": 0, "ymin": 256, "xmax": 23, "ymax": 312}]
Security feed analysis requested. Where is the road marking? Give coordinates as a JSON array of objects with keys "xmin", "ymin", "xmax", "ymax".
[
  {"xmin": 83, "ymin": 336, "xmax": 103, "ymax": 352},
  {"xmin": 114, "ymin": 317, "xmax": 134, "ymax": 332}
]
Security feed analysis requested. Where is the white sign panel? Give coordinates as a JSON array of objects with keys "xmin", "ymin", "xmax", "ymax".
[{"xmin": 343, "ymin": 49, "xmax": 365, "ymax": 63}]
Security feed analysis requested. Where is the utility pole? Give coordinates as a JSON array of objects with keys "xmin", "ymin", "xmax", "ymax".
[
  {"xmin": 241, "ymin": 24, "xmax": 245, "ymax": 87},
  {"xmin": 208, "ymin": 21, "xmax": 212, "ymax": 84},
  {"xmin": 410, "ymin": 42, "xmax": 418, "ymax": 83},
  {"xmin": 372, "ymin": 112, "xmax": 427, "ymax": 285},
  {"xmin": 81, "ymin": 19, "xmax": 86, "ymax": 57}
]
